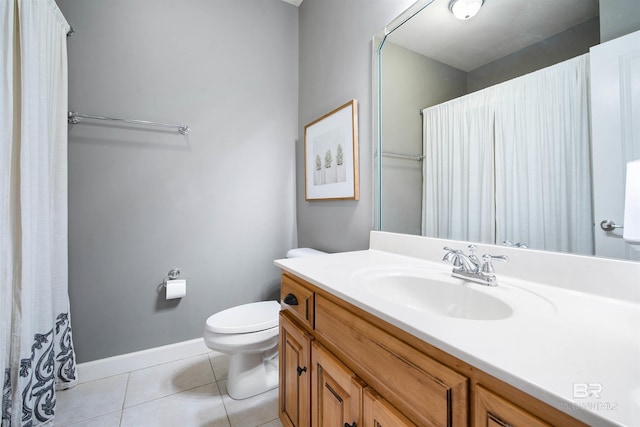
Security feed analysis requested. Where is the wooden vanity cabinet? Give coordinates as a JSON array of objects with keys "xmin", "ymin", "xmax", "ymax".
[
  {"xmin": 474, "ymin": 385, "xmax": 552, "ymax": 427},
  {"xmin": 279, "ymin": 312, "xmax": 312, "ymax": 427},
  {"xmin": 314, "ymin": 293, "xmax": 468, "ymax": 427},
  {"xmin": 279, "ymin": 272, "xmax": 587, "ymax": 427},
  {"xmin": 363, "ymin": 388, "xmax": 418, "ymax": 427},
  {"xmin": 281, "ymin": 274, "xmax": 314, "ymax": 329},
  {"xmin": 311, "ymin": 342, "xmax": 364, "ymax": 427}
]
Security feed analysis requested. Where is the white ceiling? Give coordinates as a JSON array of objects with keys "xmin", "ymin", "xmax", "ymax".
[{"xmin": 387, "ymin": 0, "xmax": 599, "ymax": 71}]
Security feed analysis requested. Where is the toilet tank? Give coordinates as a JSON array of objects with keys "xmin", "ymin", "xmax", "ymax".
[{"xmin": 286, "ymin": 248, "xmax": 326, "ymax": 258}]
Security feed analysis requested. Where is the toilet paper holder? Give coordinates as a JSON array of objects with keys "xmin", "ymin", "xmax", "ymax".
[
  {"xmin": 162, "ymin": 269, "xmax": 186, "ymax": 300},
  {"xmin": 163, "ymin": 268, "xmax": 181, "ymax": 286}
]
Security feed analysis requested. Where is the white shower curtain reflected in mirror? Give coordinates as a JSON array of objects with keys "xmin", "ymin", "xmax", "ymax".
[
  {"xmin": 421, "ymin": 85, "xmax": 496, "ymax": 243},
  {"xmin": 422, "ymin": 54, "xmax": 594, "ymax": 255},
  {"xmin": 1, "ymin": 1, "xmax": 78, "ymax": 425}
]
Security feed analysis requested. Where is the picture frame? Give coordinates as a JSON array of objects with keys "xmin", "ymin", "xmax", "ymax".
[{"xmin": 304, "ymin": 99, "xmax": 359, "ymax": 201}]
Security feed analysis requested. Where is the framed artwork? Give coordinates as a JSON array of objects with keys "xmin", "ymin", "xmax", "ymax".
[{"xmin": 304, "ymin": 99, "xmax": 359, "ymax": 201}]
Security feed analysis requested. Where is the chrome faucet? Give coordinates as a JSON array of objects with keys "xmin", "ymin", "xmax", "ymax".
[
  {"xmin": 443, "ymin": 245, "xmax": 508, "ymax": 286},
  {"xmin": 503, "ymin": 240, "xmax": 528, "ymax": 248}
]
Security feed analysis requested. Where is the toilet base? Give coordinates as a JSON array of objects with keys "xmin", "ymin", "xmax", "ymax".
[{"xmin": 226, "ymin": 349, "xmax": 279, "ymax": 400}]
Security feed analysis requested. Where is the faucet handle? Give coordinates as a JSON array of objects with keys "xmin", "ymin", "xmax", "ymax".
[
  {"xmin": 442, "ymin": 247, "xmax": 472, "ymax": 271},
  {"xmin": 480, "ymin": 254, "xmax": 508, "ymax": 275},
  {"xmin": 442, "ymin": 246, "xmax": 461, "ymax": 261}
]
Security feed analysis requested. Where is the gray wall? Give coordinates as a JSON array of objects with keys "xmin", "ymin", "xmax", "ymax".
[
  {"xmin": 57, "ymin": 0, "xmax": 298, "ymax": 362},
  {"xmin": 380, "ymin": 42, "xmax": 467, "ymax": 235},
  {"xmin": 601, "ymin": 0, "xmax": 640, "ymax": 42},
  {"xmin": 296, "ymin": 0, "xmax": 415, "ymax": 252},
  {"xmin": 467, "ymin": 18, "xmax": 600, "ymax": 92}
]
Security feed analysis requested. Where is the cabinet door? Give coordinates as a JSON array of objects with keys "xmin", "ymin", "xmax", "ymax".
[
  {"xmin": 315, "ymin": 295, "xmax": 468, "ymax": 427},
  {"xmin": 363, "ymin": 388, "xmax": 417, "ymax": 427},
  {"xmin": 311, "ymin": 342, "xmax": 363, "ymax": 427},
  {"xmin": 474, "ymin": 385, "xmax": 551, "ymax": 427},
  {"xmin": 280, "ymin": 313, "xmax": 312, "ymax": 427}
]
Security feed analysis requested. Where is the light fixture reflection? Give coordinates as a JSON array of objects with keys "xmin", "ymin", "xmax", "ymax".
[{"xmin": 449, "ymin": 0, "xmax": 484, "ymax": 20}]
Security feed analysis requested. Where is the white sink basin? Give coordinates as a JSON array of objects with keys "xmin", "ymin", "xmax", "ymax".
[{"xmin": 353, "ymin": 267, "xmax": 555, "ymax": 321}]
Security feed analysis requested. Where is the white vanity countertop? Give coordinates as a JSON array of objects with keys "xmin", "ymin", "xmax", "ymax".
[{"xmin": 274, "ymin": 233, "xmax": 640, "ymax": 427}]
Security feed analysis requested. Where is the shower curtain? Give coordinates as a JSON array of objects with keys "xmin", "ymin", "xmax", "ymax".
[
  {"xmin": 493, "ymin": 54, "xmax": 593, "ymax": 254},
  {"xmin": 421, "ymin": 84, "xmax": 497, "ymax": 243},
  {"xmin": 1, "ymin": 1, "xmax": 78, "ymax": 426},
  {"xmin": 422, "ymin": 54, "xmax": 593, "ymax": 254}
]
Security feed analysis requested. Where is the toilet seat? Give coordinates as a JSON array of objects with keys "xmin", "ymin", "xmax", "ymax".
[
  {"xmin": 201, "ymin": 248, "xmax": 325, "ymax": 400},
  {"xmin": 205, "ymin": 300, "xmax": 279, "ymax": 334}
]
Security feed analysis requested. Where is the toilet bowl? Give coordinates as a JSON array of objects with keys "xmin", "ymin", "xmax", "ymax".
[
  {"xmin": 203, "ymin": 248, "xmax": 326, "ymax": 400},
  {"xmin": 204, "ymin": 301, "xmax": 280, "ymax": 400}
]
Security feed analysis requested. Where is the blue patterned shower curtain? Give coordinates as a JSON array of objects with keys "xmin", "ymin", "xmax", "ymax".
[{"xmin": 1, "ymin": 0, "xmax": 78, "ymax": 425}]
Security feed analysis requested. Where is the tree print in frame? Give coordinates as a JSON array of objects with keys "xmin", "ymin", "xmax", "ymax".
[{"xmin": 304, "ymin": 100, "xmax": 359, "ymax": 200}]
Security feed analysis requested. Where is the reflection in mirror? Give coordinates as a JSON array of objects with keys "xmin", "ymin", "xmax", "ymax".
[{"xmin": 374, "ymin": 0, "xmax": 640, "ymax": 261}]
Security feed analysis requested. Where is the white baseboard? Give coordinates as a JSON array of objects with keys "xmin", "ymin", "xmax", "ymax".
[{"xmin": 76, "ymin": 338, "xmax": 215, "ymax": 384}]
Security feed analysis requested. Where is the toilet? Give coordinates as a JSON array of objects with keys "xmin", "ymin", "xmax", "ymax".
[{"xmin": 203, "ymin": 247, "xmax": 326, "ymax": 399}]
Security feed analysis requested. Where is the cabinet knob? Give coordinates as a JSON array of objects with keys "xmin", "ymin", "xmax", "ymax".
[
  {"xmin": 344, "ymin": 423, "xmax": 357, "ymax": 427},
  {"xmin": 297, "ymin": 366, "xmax": 307, "ymax": 376},
  {"xmin": 283, "ymin": 293, "xmax": 299, "ymax": 306}
]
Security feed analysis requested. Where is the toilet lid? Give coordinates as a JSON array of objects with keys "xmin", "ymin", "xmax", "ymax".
[{"xmin": 205, "ymin": 300, "xmax": 280, "ymax": 334}]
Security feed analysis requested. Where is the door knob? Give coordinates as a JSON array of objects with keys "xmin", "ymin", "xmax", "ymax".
[{"xmin": 600, "ymin": 219, "xmax": 624, "ymax": 231}]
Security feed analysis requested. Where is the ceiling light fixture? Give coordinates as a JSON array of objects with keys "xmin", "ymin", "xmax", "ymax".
[{"xmin": 449, "ymin": 0, "xmax": 484, "ymax": 20}]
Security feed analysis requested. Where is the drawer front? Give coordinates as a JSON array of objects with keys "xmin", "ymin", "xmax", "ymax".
[
  {"xmin": 474, "ymin": 386, "xmax": 551, "ymax": 427},
  {"xmin": 281, "ymin": 274, "xmax": 314, "ymax": 329},
  {"xmin": 315, "ymin": 294, "xmax": 468, "ymax": 427},
  {"xmin": 363, "ymin": 388, "xmax": 418, "ymax": 427}
]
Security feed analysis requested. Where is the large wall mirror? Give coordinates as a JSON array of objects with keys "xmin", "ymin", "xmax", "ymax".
[{"xmin": 374, "ymin": 0, "xmax": 640, "ymax": 261}]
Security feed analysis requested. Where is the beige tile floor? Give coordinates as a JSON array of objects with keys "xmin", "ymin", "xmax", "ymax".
[{"xmin": 56, "ymin": 352, "xmax": 283, "ymax": 427}]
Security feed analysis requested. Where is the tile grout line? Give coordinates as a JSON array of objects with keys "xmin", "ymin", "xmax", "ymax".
[
  {"xmin": 208, "ymin": 352, "xmax": 218, "ymax": 382},
  {"xmin": 119, "ymin": 372, "xmax": 131, "ymax": 426},
  {"xmin": 123, "ymin": 351, "xmax": 215, "ymax": 376},
  {"xmin": 208, "ymin": 354, "xmax": 233, "ymax": 426},
  {"xmin": 121, "ymin": 373, "xmax": 132, "ymax": 410},
  {"xmin": 121, "ymin": 353, "xmax": 216, "ymax": 409},
  {"xmin": 61, "ymin": 352, "xmax": 281, "ymax": 427},
  {"xmin": 122, "ymin": 378, "xmax": 222, "ymax": 411},
  {"xmin": 217, "ymin": 379, "xmax": 234, "ymax": 427}
]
